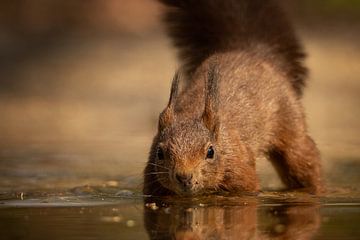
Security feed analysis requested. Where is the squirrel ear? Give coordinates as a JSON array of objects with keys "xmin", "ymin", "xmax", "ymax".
[
  {"xmin": 159, "ymin": 72, "xmax": 180, "ymax": 130},
  {"xmin": 202, "ymin": 66, "xmax": 220, "ymax": 135}
]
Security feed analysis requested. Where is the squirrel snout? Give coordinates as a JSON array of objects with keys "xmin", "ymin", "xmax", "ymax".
[{"xmin": 175, "ymin": 173, "xmax": 193, "ymax": 188}]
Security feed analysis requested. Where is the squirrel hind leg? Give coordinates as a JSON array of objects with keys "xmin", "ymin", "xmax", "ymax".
[{"xmin": 268, "ymin": 135, "xmax": 324, "ymax": 194}]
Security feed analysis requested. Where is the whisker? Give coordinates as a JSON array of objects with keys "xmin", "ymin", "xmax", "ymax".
[
  {"xmin": 141, "ymin": 178, "xmax": 161, "ymax": 188},
  {"xmin": 145, "ymin": 175, "xmax": 171, "ymax": 189},
  {"xmin": 144, "ymin": 172, "xmax": 169, "ymax": 176},
  {"xmin": 147, "ymin": 162, "xmax": 170, "ymax": 170},
  {"xmin": 147, "ymin": 162, "xmax": 166, "ymax": 168}
]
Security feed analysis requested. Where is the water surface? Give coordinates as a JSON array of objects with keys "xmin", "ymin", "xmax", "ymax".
[{"xmin": 1, "ymin": 186, "xmax": 359, "ymax": 240}]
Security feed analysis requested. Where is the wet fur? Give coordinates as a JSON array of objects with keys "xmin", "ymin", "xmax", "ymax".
[{"xmin": 143, "ymin": 0, "xmax": 322, "ymax": 196}]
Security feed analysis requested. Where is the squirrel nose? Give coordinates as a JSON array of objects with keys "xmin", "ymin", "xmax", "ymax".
[{"xmin": 175, "ymin": 173, "xmax": 193, "ymax": 187}]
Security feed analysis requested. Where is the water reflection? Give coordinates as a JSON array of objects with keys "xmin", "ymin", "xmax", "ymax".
[
  {"xmin": 2, "ymin": 192, "xmax": 359, "ymax": 239},
  {"xmin": 144, "ymin": 200, "xmax": 320, "ymax": 240},
  {"xmin": 259, "ymin": 204, "xmax": 320, "ymax": 240}
]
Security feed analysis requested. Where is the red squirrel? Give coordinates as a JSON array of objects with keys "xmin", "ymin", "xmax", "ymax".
[{"xmin": 143, "ymin": 0, "xmax": 323, "ymax": 196}]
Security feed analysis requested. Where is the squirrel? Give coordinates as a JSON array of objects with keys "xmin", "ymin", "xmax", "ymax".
[{"xmin": 143, "ymin": 0, "xmax": 323, "ymax": 196}]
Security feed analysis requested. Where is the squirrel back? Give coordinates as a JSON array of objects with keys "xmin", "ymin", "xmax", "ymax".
[{"xmin": 159, "ymin": 0, "xmax": 307, "ymax": 96}]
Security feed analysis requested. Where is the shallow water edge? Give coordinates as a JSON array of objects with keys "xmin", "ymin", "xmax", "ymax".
[{"xmin": 1, "ymin": 187, "xmax": 359, "ymax": 240}]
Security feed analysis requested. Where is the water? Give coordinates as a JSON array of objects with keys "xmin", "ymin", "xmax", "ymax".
[{"xmin": 1, "ymin": 188, "xmax": 359, "ymax": 240}]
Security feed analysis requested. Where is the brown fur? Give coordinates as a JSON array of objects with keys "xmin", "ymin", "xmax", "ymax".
[{"xmin": 143, "ymin": 0, "xmax": 323, "ymax": 196}]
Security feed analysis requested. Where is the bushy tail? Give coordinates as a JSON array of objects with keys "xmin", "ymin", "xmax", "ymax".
[{"xmin": 158, "ymin": 0, "xmax": 307, "ymax": 96}]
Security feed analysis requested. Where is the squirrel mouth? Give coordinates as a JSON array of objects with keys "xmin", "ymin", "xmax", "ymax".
[
  {"xmin": 171, "ymin": 174, "xmax": 200, "ymax": 195},
  {"xmin": 175, "ymin": 183, "xmax": 193, "ymax": 194},
  {"xmin": 174, "ymin": 182, "xmax": 202, "ymax": 196}
]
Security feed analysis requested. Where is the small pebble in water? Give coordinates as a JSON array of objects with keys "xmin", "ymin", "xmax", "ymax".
[
  {"xmin": 105, "ymin": 180, "xmax": 119, "ymax": 187},
  {"xmin": 145, "ymin": 202, "xmax": 159, "ymax": 210},
  {"xmin": 145, "ymin": 203, "xmax": 155, "ymax": 207},
  {"xmin": 100, "ymin": 216, "xmax": 123, "ymax": 223},
  {"xmin": 126, "ymin": 220, "xmax": 135, "ymax": 227},
  {"xmin": 112, "ymin": 216, "xmax": 123, "ymax": 223}
]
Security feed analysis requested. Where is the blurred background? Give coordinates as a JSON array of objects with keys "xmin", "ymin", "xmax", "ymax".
[{"xmin": 0, "ymin": 0, "xmax": 359, "ymax": 192}]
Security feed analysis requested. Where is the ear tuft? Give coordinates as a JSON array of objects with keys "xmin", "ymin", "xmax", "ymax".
[
  {"xmin": 202, "ymin": 65, "xmax": 220, "ymax": 135},
  {"xmin": 159, "ymin": 72, "xmax": 180, "ymax": 130}
]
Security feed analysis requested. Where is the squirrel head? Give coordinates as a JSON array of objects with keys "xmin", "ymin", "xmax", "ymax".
[{"xmin": 150, "ymin": 69, "xmax": 227, "ymax": 195}]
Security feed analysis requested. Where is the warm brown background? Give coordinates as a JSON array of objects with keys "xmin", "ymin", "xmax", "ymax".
[{"xmin": 0, "ymin": 0, "xmax": 359, "ymax": 191}]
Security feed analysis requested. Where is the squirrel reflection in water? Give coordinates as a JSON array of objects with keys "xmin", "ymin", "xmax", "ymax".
[{"xmin": 144, "ymin": 202, "xmax": 320, "ymax": 240}]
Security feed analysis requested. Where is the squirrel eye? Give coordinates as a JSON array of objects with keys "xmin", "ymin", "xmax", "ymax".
[
  {"xmin": 206, "ymin": 146, "xmax": 215, "ymax": 159},
  {"xmin": 157, "ymin": 147, "xmax": 164, "ymax": 160}
]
